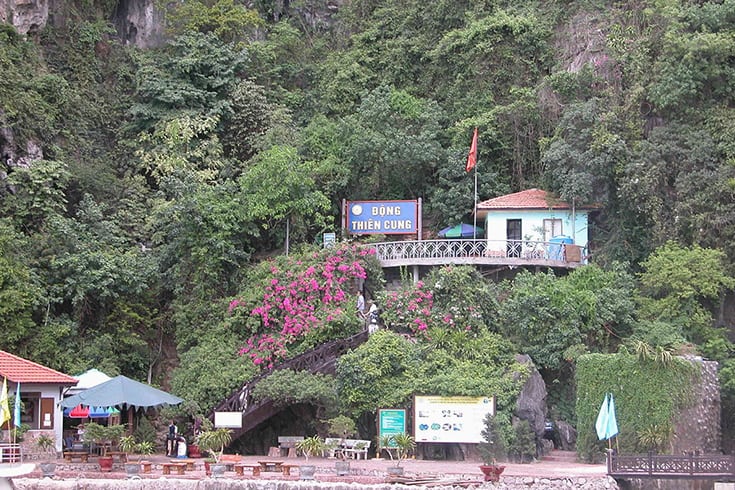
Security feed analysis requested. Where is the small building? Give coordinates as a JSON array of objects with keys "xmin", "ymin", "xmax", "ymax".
[
  {"xmin": 0, "ymin": 351, "xmax": 78, "ymax": 453},
  {"xmin": 476, "ymin": 188, "xmax": 593, "ymax": 259}
]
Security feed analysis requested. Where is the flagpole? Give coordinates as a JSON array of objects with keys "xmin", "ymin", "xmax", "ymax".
[{"xmin": 473, "ymin": 163, "xmax": 478, "ymax": 240}]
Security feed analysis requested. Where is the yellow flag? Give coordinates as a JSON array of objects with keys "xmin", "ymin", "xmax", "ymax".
[{"xmin": 0, "ymin": 377, "xmax": 10, "ymax": 426}]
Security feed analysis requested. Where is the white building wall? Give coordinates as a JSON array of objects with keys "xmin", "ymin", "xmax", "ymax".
[
  {"xmin": 22, "ymin": 383, "xmax": 67, "ymax": 453},
  {"xmin": 484, "ymin": 210, "xmax": 589, "ymax": 250}
]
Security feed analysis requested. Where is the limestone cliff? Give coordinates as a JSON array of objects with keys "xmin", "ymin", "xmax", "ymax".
[
  {"xmin": 113, "ymin": 0, "xmax": 165, "ymax": 48},
  {"xmin": 1, "ymin": 0, "xmax": 165, "ymax": 47},
  {"xmin": 0, "ymin": 0, "xmax": 49, "ymax": 36}
]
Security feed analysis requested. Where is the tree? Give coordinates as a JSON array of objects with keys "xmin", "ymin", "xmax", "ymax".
[
  {"xmin": 165, "ymin": 0, "xmax": 263, "ymax": 44},
  {"xmin": 238, "ymin": 144, "xmax": 331, "ymax": 250},
  {"xmin": 338, "ymin": 86, "xmax": 445, "ymax": 201},
  {"xmin": 0, "ymin": 221, "xmax": 39, "ymax": 351},
  {"xmin": 636, "ymin": 241, "xmax": 735, "ymax": 359},
  {"xmin": 336, "ymin": 330, "xmax": 418, "ymax": 417},
  {"xmin": 498, "ymin": 265, "xmax": 636, "ymax": 372},
  {"xmin": 129, "ymin": 31, "xmax": 247, "ymax": 132}
]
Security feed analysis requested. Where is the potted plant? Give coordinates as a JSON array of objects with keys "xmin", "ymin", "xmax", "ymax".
[
  {"xmin": 197, "ymin": 428, "xmax": 232, "ymax": 478},
  {"xmin": 380, "ymin": 432, "xmax": 415, "ymax": 477},
  {"xmin": 295, "ymin": 435, "xmax": 326, "ymax": 480},
  {"xmin": 119, "ymin": 436, "xmax": 154, "ymax": 476},
  {"xmin": 477, "ymin": 413, "xmax": 506, "ymax": 482},
  {"xmin": 34, "ymin": 434, "xmax": 56, "ymax": 478},
  {"xmin": 326, "ymin": 415, "xmax": 356, "ymax": 474},
  {"xmin": 82, "ymin": 422, "xmax": 126, "ymax": 472}
]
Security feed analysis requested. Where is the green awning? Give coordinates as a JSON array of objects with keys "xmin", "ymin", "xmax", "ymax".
[{"xmin": 60, "ymin": 375, "xmax": 183, "ymax": 409}]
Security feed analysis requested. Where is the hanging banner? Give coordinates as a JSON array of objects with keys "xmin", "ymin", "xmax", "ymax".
[
  {"xmin": 346, "ymin": 200, "xmax": 418, "ymax": 235},
  {"xmin": 414, "ymin": 395, "xmax": 495, "ymax": 443}
]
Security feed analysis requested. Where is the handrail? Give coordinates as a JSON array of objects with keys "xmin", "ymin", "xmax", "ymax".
[
  {"xmin": 370, "ymin": 239, "xmax": 586, "ymax": 266},
  {"xmin": 0, "ymin": 443, "xmax": 23, "ymax": 463},
  {"xmin": 207, "ymin": 331, "xmax": 370, "ymax": 441},
  {"xmin": 607, "ymin": 451, "xmax": 735, "ymax": 479}
]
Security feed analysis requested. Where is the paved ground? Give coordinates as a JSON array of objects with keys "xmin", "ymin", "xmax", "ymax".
[{"xmin": 16, "ymin": 451, "xmax": 608, "ymax": 482}]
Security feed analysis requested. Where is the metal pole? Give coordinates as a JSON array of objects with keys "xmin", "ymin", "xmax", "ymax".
[{"xmin": 473, "ymin": 162, "xmax": 478, "ymax": 239}]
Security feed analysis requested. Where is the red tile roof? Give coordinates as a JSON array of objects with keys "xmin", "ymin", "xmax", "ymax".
[
  {"xmin": 0, "ymin": 351, "xmax": 77, "ymax": 385},
  {"xmin": 477, "ymin": 188, "xmax": 570, "ymax": 210}
]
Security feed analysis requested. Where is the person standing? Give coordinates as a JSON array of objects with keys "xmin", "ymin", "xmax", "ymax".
[
  {"xmin": 356, "ymin": 290, "xmax": 365, "ymax": 318},
  {"xmin": 166, "ymin": 420, "xmax": 178, "ymax": 456}
]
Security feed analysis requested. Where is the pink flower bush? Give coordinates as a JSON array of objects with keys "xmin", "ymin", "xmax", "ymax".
[
  {"xmin": 382, "ymin": 281, "xmax": 434, "ymax": 335},
  {"xmin": 232, "ymin": 244, "xmax": 376, "ymax": 368}
]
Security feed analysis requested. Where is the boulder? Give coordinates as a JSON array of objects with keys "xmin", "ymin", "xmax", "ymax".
[
  {"xmin": 514, "ymin": 354, "xmax": 547, "ymax": 439},
  {"xmin": 555, "ymin": 420, "xmax": 577, "ymax": 451}
]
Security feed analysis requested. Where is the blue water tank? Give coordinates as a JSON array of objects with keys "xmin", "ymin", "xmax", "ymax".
[{"xmin": 548, "ymin": 235, "xmax": 573, "ymax": 260}]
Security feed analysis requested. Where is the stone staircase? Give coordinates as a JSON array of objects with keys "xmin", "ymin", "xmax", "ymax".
[{"xmin": 541, "ymin": 450, "xmax": 578, "ymax": 464}]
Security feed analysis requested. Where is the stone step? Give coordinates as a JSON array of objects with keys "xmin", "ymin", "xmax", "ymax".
[{"xmin": 542, "ymin": 450, "xmax": 578, "ymax": 463}]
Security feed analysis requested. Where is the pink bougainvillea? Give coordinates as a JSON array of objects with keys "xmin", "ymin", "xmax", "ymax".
[
  {"xmin": 232, "ymin": 244, "xmax": 375, "ymax": 368},
  {"xmin": 381, "ymin": 281, "xmax": 434, "ymax": 336}
]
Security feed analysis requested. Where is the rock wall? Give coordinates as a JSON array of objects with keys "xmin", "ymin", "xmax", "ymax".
[
  {"xmin": 0, "ymin": 0, "xmax": 165, "ymax": 48},
  {"xmin": 0, "ymin": 0, "xmax": 48, "ymax": 36},
  {"xmin": 14, "ymin": 476, "xmax": 621, "ymax": 490},
  {"xmin": 672, "ymin": 358, "xmax": 721, "ymax": 454},
  {"xmin": 113, "ymin": 0, "xmax": 165, "ymax": 48}
]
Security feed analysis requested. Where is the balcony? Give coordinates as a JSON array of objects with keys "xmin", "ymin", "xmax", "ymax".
[{"xmin": 369, "ymin": 239, "xmax": 587, "ymax": 269}]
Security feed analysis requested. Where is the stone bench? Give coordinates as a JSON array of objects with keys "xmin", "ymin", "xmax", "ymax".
[
  {"xmin": 108, "ymin": 451, "xmax": 127, "ymax": 463},
  {"xmin": 161, "ymin": 462, "xmax": 187, "ymax": 475},
  {"xmin": 234, "ymin": 463, "xmax": 261, "ymax": 476},
  {"xmin": 281, "ymin": 463, "xmax": 299, "ymax": 476},
  {"xmin": 171, "ymin": 458, "xmax": 196, "ymax": 471},
  {"xmin": 62, "ymin": 451, "xmax": 89, "ymax": 463}
]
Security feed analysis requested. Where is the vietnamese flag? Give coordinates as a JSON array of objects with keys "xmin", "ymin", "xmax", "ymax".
[{"xmin": 465, "ymin": 127, "xmax": 478, "ymax": 172}]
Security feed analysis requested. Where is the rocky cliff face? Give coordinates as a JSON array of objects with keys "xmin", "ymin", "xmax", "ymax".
[
  {"xmin": 1, "ymin": 0, "xmax": 165, "ymax": 47},
  {"xmin": 113, "ymin": 0, "xmax": 165, "ymax": 48},
  {"xmin": 0, "ymin": 0, "xmax": 49, "ymax": 36}
]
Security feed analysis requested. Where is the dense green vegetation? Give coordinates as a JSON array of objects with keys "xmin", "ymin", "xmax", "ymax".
[{"xmin": 1, "ymin": 0, "xmax": 734, "ymax": 457}]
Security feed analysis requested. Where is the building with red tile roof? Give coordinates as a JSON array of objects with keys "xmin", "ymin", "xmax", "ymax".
[
  {"xmin": 476, "ymin": 188, "xmax": 573, "ymax": 211},
  {"xmin": 0, "ymin": 351, "xmax": 77, "ymax": 385},
  {"xmin": 475, "ymin": 189, "xmax": 593, "ymax": 259},
  {"xmin": 0, "ymin": 351, "xmax": 77, "ymax": 453}
]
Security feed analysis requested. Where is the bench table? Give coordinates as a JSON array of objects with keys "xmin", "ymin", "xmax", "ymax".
[{"xmin": 281, "ymin": 463, "xmax": 299, "ymax": 476}]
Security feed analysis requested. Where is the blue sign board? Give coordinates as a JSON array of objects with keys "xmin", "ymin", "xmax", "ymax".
[
  {"xmin": 347, "ymin": 200, "xmax": 418, "ymax": 235},
  {"xmin": 378, "ymin": 409, "xmax": 407, "ymax": 447}
]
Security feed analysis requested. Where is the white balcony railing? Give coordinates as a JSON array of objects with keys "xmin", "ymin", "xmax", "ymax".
[{"xmin": 369, "ymin": 239, "xmax": 586, "ymax": 267}]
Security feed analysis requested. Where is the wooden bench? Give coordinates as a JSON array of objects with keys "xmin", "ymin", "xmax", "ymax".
[
  {"xmin": 161, "ymin": 462, "xmax": 187, "ymax": 475},
  {"xmin": 140, "ymin": 460, "xmax": 152, "ymax": 474},
  {"xmin": 281, "ymin": 463, "xmax": 299, "ymax": 476},
  {"xmin": 171, "ymin": 458, "xmax": 196, "ymax": 471},
  {"xmin": 63, "ymin": 451, "xmax": 89, "ymax": 462},
  {"xmin": 234, "ymin": 463, "xmax": 261, "ymax": 476}
]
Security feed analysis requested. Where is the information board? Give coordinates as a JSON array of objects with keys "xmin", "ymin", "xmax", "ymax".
[
  {"xmin": 378, "ymin": 409, "xmax": 406, "ymax": 447},
  {"xmin": 414, "ymin": 395, "xmax": 495, "ymax": 443}
]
